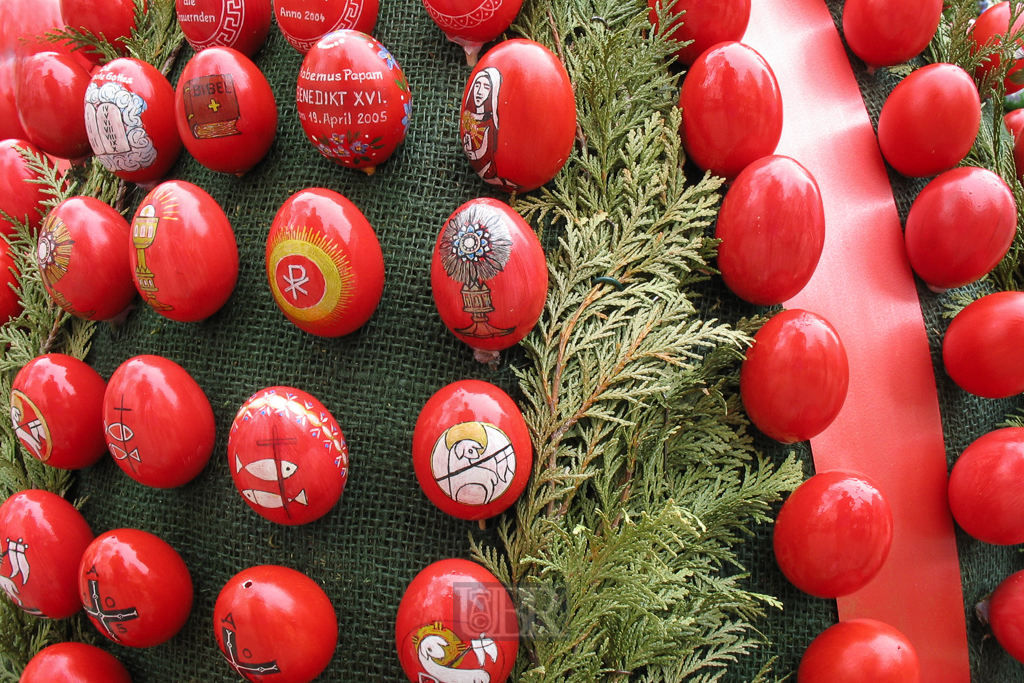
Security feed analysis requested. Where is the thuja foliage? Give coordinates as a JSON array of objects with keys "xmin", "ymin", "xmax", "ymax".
[{"xmin": 471, "ymin": 3, "xmax": 803, "ymax": 682}]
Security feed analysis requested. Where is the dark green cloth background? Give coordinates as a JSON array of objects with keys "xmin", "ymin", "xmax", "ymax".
[{"xmin": 69, "ymin": 1, "xmax": 1024, "ymax": 681}]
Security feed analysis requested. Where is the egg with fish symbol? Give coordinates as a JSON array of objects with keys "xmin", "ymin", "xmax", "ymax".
[{"xmin": 227, "ymin": 386, "xmax": 349, "ymax": 526}]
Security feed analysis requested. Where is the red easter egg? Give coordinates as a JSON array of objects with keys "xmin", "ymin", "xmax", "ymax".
[
  {"xmin": 213, "ymin": 565, "xmax": 337, "ymax": 683},
  {"xmin": 10, "ymin": 353, "xmax": 106, "ymax": 470},
  {"xmin": 422, "ymin": 0, "xmax": 524, "ymax": 64},
  {"xmin": 0, "ymin": 0, "xmax": 90, "ymax": 67},
  {"xmin": 0, "ymin": 244, "xmax": 22, "ymax": 324},
  {"xmin": 0, "ymin": 59, "xmax": 29, "ymax": 139},
  {"xmin": 459, "ymin": 38, "xmax": 575, "ymax": 192},
  {"xmin": 412, "ymin": 380, "xmax": 531, "ymax": 521},
  {"xmin": 266, "ymin": 188, "xmax": 384, "ymax": 337},
  {"xmin": 0, "ymin": 489, "xmax": 94, "ymax": 619},
  {"xmin": 84, "ymin": 58, "xmax": 182, "ymax": 185},
  {"xmin": 877, "ymin": 63, "xmax": 980, "ymax": 178},
  {"xmin": 37, "ymin": 196, "xmax": 135, "ymax": 320},
  {"xmin": 842, "ymin": 0, "xmax": 942, "ymax": 67},
  {"xmin": 175, "ymin": 47, "xmax": 278, "ymax": 175},
  {"xmin": 296, "ymin": 30, "xmax": 409, "ymax": 174},
  {"xmin": 798, "ymin": 619, "xmax": 920, "ymax": 683},
  {"xmin": 990, "ymin": 570, "xmax": 1024, "ymax": 664},
  {"xmin": 103, "ymin": 355, "xmax": 215, "ymax": 488},
  {"xmin": 15, "ymin": 51, "xmax": 92, "ymax": 159},
  {"xmin": 78, "ymin": 528, "xmax": 193, "ymax": 648},
  {"xmin": 680, "ymin": 41, "xmax": 783, "ymax": 180},
  {"xmin": 948, "ymin": 427, "xmax": 1024, "ymax": 545},
  {"xmin": 972, "ymin": 2, "xmax": 1024, "ymax": 95},
  {"xmin": 773, "ymin": 471, "xmax": 893, "ymax": 598},
  {"xmin": 276, "ymin": 0, "xmax": 378, "ymax": 54},
  {"xmin": 716, "ymin": 155, "xmax": 825, "ymax": 305},
  {"xmin": 0, "ymin": 138, "xmax": 52, "ymax": 236},
  {"xmin": 228, "ymin": 386, "xmax": 349, "ymax": 526},
  {"xmin": 647, "ymin": 0, "xmax": 751, "ymax": 65},
  {"xmin": 740, "ymin": 309, "xmax": 850, "ymax": 443},
  {"xmin": 943, "ymin": 291, "xmax": 1024, "ymax": 399},
  {"xmin": 431, "ymin": 198, "xmax": 547, "ymax": 363},
  {"xmin": 21, "ymin": 642, "xmax": 132, "ymax": 683},
  {"xmin": 60, "ymin": 0, "xmax": 137, "ymax": 57},
  {"xmin": 396, "ymin": 559, "xmax": 518, "ymax": 683},
  {"xmin": 177, "ymin": 0, "xmax": 272, "ymax": 58},
  {"xmin": 1005, "ymin": 108, "xmax": 1024, "ymax": 181},
  {"xmin": 128, "ymin": 180, "xmax": 239, "ymax": 321},
  {"xmin": 904, "ymin": 166, "xmax": 1016, "ymax": 291}
]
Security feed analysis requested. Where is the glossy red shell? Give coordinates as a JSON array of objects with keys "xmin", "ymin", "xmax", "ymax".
[
  {"xmin": 990, "ymin": 570, "xmax": 1024, "ymax": 664},
  {"xmin": 0, "ymin": 138, "xmax": 51, "ymax": 235},
  {"xmin": 175, "ymin": 47, "xmax": 277, "ymax": 175},
  {"xmin": 15, "ymin": 51, "xmax": 92, "ymax": 159},
  {"xmin": 876, "ymin": 63, "xmax": 980, "ymax": 178},
  {"xmin": 78, "ymin": 528, "xmax": 193, "ymax": 648},
  {"xmin": 0, "ymin": 489, "xmax": 94, "ymax": 619},
  {"xmin": 431, "ymin": 198, "xmax": 547, "ymax": 357},
  {"xmin": 103, "ymin": 355, "xmax": 215, "ymax": 488},
  {"xmin": 423, "ymin": 0, "xmax": 524, "ymax": 61},
  {"xmin": 972, "ymin": 2, "xmax": 1024, "ymax": 96},
  {"xmin": 798, "ymin": 619, "xmax": 921, "ymax": 683},
  {"xmin": 412, "ymin": 380, "xmax": 531, "ymax": 521},
  {"xmin": 948, "ymin": 427, "xmax": 1024, "ymax": 545},
  {"xmin": 842, "ymin": 0, "xmax": 942, "ymax": 67},
  {"xmin": 228, "ymin": 386, "xmax": 349, "ymax": 526},
  {"xmin": 266, "ymin": 188, "xmax": 384, "ymax": 337},
  {"xmin": 213, "ymin": 565, "xmax": 338, "ymax": 683},
  {"xmin": 276, "ymin": 0, "xmax": 378, "ymax": 54},
  {"xmin": 942, "ymin": 291, "xmax": 1024, "ymax": 399},
  {"xmin": 128, "ymin": 180, "xmax": 239, "ymax": 322},
  {"xmin": 21, "ymin": 642, "xmax": 132, "ymax": 683},
  {"xmin": 716, "ymin": 155, "xmax": 824, "ymax": 305},
  {"xmin": 37, "ymin": 196, "xmax": 136, "ymax": 320},
  {"xmin": 680, "ymin": 41, "xmax": 782, "ymax": 180},
  {"xmin": 396, "ymin": 558, "xmax": 518, "ymax": 683},
  {"xmin": 297, "ymin": 30, "xmax": 410, "ymax": 173},
  {"xmin": 177, "ymin": 0, "xmax": 272, "ymax": 58},
  {"xmin": 0, "ymin": 245, "xmax": 20, "ymax": 324},
  {"xmin": 0, "ymin": 60, "xmax": 28, "ymax": 139},
  {"xmin": 904, "ymin": 166, "xmax": 1016, "ymax": 291},
  {"xmin": 740, "ymin": 309, "xmax": 850, "ymax": 443},
  {"xmin": 60, "ymin": 0, "xmax": 137, "ymax": 56},
  {"xmin": 773, "ymin": 471, "xmax": 893, "ymax": 598},
  {"xmin": 459, "ymin": 38, "xmax": 575, "ymax": 192},
  {"xmin": 1005, "ymin": 108, "xmax": 1024, "ymax": 181},
  {"xmin": 10, "ymin": 353, "xmax": 106, "ymax": 470},
  {"xmin": 85, "ymin": 58, "xmax": 182, "ymax": 184},
  {"xmin": 647, "ymin": 0, "xmax": 751, "ymax": 65}
]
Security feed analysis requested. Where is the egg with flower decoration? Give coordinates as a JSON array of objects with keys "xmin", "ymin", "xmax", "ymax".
[
  {"xmin": 84, "ymin": 58, "xmax": 182, "ymax": 185},
  {"xmin": 412, "ymin": 380, "xmax": 532, "ymax": 521},
  {"xmin": 431, "ymin": 198, "xmax": 547, "ymax": 364},
  {"xmin": 422, "ymin": 0, "xmax": 524, "ymax": 65},
  {"xmin": 396, "ymin": 559, "xmax": 518, "ymax": 683},
  {"xmin": 228, "ymin": 387, "xmax": 349, "ymax": 526},
  {"xmin": 296, "ymin": 30, "xmax": 410, "ymax": 174},
  {"xmin": 177, "ymin": 0, "xmax": 272, "ymax": 58},
  {"xmin": 459, "ymin": 38, "xmax": 575, "ymax": 192},
  {"xmin": 276, "ymin": 0, "xmax": 378, "ymax": 54}
]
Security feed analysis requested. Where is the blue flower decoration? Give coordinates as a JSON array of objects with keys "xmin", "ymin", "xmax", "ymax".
[
  {"xmin": 378, "ymin": 46, "xmax": 396, "ymax": 70},
  {"xmin": 351, "ymin": 141, "xmax": 370, "ymax": 155},
  {"xmin": 452, "ymin": 222, "xmax": 493, "ymax": 262},
  {"xmin": 402, "ymin": 101, "xmax": 412, "ymax": 128}
]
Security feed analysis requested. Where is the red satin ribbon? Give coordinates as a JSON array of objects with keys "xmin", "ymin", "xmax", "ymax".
[{"xmin": 743, "ymin": 2, "xmax": 970, "ymax": 681}]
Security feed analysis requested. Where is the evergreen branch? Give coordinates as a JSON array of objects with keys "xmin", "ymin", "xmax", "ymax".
[
  {"xmin": 123, "ymin": 0, "xmax": 185, "ymax": 76},
  {"xmin": 45, "ymin": 25, "xmax": 120, "ymax": 64}
]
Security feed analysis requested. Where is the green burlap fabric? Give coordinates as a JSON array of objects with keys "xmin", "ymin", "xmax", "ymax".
[{"xmin": 68, "ymin": 1, "xmax": 1024, "ymax": 681}]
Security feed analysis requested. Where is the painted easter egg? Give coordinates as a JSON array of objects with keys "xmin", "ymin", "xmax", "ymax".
[
  {"xmin": 842, "ymin": 0, "xmax": 942, "ymax": 67},
  {"xmin": 430, "ymin": 197, "xmax": 547, "ymax": 363},
  {"xmin": 412, "ymin": 380, "xmax": 531, "ymax": 521},
  {"xmin": 213, "ymin": 565, "xmax": 337, "ymax": 683},
  {"xmin": 0, "ymin": 489, "xmax": 94, "ymax": 619},
  {"xmin": 175, "ymin": 47, "xmax": 278, "ymax": 175},
  {"xmin": 103, "ymin": 355, "xmax": 215, "ymax": 488},
  {"xmin": 84, "ymin": 58, "xmax": 182, "ymax": 185},
  {"xmin": 37, "ymin": 196, "xmax": 136, "ymax": 321},
  {"xmin": 275, "ymin": 0, "xmax": 378, "ymax": 54},
  {"xmin": 128, "ymin": 180, "xmax": 239, "ymax": 321},
  {"xmin": 296, "ymin": 30, "xmax": 410, "ymax": 174},
  {"xmin": 943, "ymin": 291, "xmax": 1024, "ymax": 399},
  {"xmin": 266, "ymin": 188, "xmax": 384, "ymax": 337},
  {"xmin": 422, "ymin": 0, "xmax": 524, "ymax": 64},
  {"xmin": 60, "ymin": 0, "xmax": 137, "ymax": 57},
  {"xmin": 10, "ymin": 353, "xmax": 106, "ymax": 470},
  {"xmin": 20, "ymin": 642, "xmax": 132, "ymax": 683},
  {"xmin": 177, "ymin": 0, "xmax": 272, "ymax": 58},
  {"xmin": 396, "ymin": 558, "xmax": 518, "ymax": 683},
  {"xmin": 78, "ymin": 528, "xmax": 193, "ymax": 648},
  {"xmin": 647, "ymin": 0, "xmax": 751, "ymax": 66},
  {"xmin": 15, "ymin": 51, "xmax": 92, "ymax": 159},
  {"xmin": 459, "ymin": 38, "xmax": 575, "ymax": 192},
  {"xmin": 228, "ymin": 386, "xmax": 349, "ymax": 526},
  {"xmin": 0, "ymin": 138, "xmax": 51, "ymax": 235}
]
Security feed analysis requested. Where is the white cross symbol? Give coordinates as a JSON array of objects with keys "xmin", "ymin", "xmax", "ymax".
[{"xmin": 284, "ymin": 264, "xmax": 309, "ymax": 300}]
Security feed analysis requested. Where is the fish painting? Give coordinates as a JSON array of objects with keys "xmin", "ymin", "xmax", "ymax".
[
  {"xmin": 235, "ymin": 455, "xmax": 298, "ymax": 480},
  {"xmin": 241, "ymin": 489, "xmax": 308, "ymax": 509}
]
